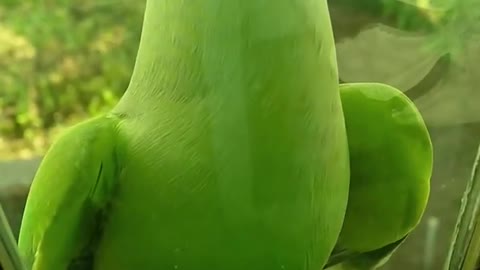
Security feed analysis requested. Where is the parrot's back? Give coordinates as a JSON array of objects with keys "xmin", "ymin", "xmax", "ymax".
[
  {"xmin": 96, "ymin": 84, "xmax": 349, "ymax": 270},
  {"xmin": 18, "ymin": 1, "xmax": 351, "ymax": 269}
]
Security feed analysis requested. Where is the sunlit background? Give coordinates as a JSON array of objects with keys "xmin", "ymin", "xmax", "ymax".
[{"xmin": 0, "ymin": 0, "xmax": 479, "ymax": 269}]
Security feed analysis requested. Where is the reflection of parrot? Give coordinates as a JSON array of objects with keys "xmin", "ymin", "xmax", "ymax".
[
  {"xmin": 325, "ymin": 83, "xmax": 433, "ymax": 270},
  {"xmin": 16, "ymin": 0, "xmax": 352, "ymax": 269}
]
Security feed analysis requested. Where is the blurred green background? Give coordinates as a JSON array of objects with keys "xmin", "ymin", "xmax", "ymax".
[
  {"xmin": 0, "ymin": 0, "xmax": 144, "ymax": 159},
  {"xmin": 0, "ymin": 0, "xmax": 479, "ymax": 269}
]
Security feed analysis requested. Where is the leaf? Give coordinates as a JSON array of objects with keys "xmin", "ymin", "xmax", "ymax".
[
  {"xmin": 445, "ymin": 143, "xmax": 480, "ymax": 270},
  {"xmin": 413, "ymin": 41, "xmax": 480, "ymax": 126},
  {"xmin": 334, "ymin": 0, "xmax": 480, "ymax": 127},
  {"xmin": 336, "ymin": 24, "xmax": 444, "ymax": 91}
]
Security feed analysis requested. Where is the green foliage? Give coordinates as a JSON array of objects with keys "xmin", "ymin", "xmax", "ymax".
[{"xmin": 0, "ymin": 0, "xmax": 144, "ymax": 158}]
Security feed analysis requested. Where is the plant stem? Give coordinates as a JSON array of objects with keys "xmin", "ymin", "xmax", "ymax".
[{"xmin": 445, "ymin": 143, "xmax": 480, "ymax": 270}]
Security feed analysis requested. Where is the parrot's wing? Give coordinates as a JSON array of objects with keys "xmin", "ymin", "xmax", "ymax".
[
  {"xmin": 324, "ymin": 236, "xmax": 408, "ymax": 270},
  {"xmin": 324, "ymin": 82, "xmax": 432, "ymax": 270},
  {"xmin": 0, "ymin": 203, "xmax": 25, "ymax": 270},
  {"xmin": 17, "ymin": 115, "xmax": 119, "ymax": 270}
]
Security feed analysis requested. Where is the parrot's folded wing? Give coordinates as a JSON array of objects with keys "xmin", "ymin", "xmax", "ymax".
[
  {"xmin": 17, "ymin": 115, "xmax": 119, "ymax": 270},
  {"xmin": 324, "ymin": 82, "xmax": 432, "ymax": 270},
  {"xmin": 324, "ymin": 236, "xmax": 407, "ymax": 270}
]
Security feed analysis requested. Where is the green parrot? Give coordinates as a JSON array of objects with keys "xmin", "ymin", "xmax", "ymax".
[
  {"xmin": 0, "ymin": 1, "xmax": 433, "ymax": 270},
  {"xmin": 0, "ymin": 81, "xmax": 433, "ymax": 270},
  {"xmin": 17, "ymin": 0, "xmax": 352, "ymax": 269},
  {"xmin": 325, "ymin": 83, "xmax": 433, "ymax": 270}
]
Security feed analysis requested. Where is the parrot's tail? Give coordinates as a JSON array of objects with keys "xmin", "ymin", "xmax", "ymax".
[{"xmin": 0, "ymin": 205, "xmax": 26, "ymax": 270}]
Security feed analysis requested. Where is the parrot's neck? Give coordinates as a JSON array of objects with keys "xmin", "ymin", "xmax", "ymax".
[{"xmin": 114, "ymin": 0, "xmax": 338, "ymax": 114}]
